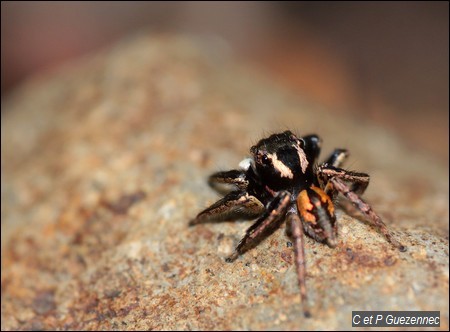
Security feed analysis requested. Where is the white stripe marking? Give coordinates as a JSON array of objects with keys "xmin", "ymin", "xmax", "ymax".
[{"xmin": 268, "ymin": 153, "xmax": 294, "ymax": 179}]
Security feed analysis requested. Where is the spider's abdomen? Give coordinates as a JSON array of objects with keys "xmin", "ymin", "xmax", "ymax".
[{"xmin": 297, "ymin": 185, "xmax": 337, "ymax": 247}]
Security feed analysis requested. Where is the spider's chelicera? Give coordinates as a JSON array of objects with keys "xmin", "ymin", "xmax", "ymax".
[{"xmin": 189, "ymin": 130, "xmax": 405, "ymax": 317}]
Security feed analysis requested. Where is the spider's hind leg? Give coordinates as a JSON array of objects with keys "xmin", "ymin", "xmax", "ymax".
[
  {"xmin": 286, "ymin": 207, "xmax": 311, "ymax": 318},
  {"xmin": 327, "ymin": 175, "xmax": 406, "ymax": 251}
]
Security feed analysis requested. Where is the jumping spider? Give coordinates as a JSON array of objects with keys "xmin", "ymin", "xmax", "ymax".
[{"xmin": 189, "ymin": 130, "xmax": 405, "ymax": 317}]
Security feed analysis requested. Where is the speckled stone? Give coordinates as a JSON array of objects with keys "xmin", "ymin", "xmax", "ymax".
[{"xmin": 2, "ymin": 34, "xmax": 448, "ymax": 330}]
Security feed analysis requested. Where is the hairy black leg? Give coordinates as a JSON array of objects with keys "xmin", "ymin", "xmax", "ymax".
[
  {"xmin": 323, "ymin": 148, "xmax": 349, "ymax": 168},
  {"xmin": 302, "ymin": 134, "xmax": 322, "ymax": 166},
  {"xmin": 329, "ymin": 177, "xmax": 406, "ymax": 251},
  {"xmin": 286, "ymin": 207, "xmax": 311, "ymax": 318},
  {"xmin": 208, "ymin": 170, "xmax": 248, "ymax": 195},
  {"xmin": 189, "ymin": 191, "xmax": 264, "ymax": 226},
  {"xmin": 226, "ymin": 191, "xmax": 291, "ymax": 262},
  {"xmin": 318, "ymin": 165, "xmax": 370, "ymax": 196}
]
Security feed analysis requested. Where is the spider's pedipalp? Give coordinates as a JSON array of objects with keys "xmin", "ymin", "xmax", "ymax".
[
  {"xmin": 226, "ymin": 191, "xmax": 291, "ymax": 262},
  {"xmin": 189, "ymin": 191, "xmax": 264, "ymax": 226}
]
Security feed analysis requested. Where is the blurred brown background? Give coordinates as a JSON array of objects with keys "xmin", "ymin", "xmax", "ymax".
[{"xmin": 2, "ymin": 1, "xmax": 448, "ymax": 161}]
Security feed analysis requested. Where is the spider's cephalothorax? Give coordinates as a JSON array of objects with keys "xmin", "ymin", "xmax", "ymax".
[{"xmin": 189, "ymin": 130, "xmax": 405, "ymax": 317}]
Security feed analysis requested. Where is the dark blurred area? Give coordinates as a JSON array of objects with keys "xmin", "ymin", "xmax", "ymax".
[{"xmin": 2, "ymin": 1, "xmax": 448, "ymax": 160}]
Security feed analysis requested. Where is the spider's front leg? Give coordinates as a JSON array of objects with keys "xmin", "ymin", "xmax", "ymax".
[
  {"xmin": 320, "ymin": 149, "xmax": 369, "ymax": 196},
  {"xmin": 208, "ymin": 169, "xmax": 249, "ymax": 195},
  {"xmin": 190, "ymin": 169, "xmax": 263, "ymax": 225},
  {"xmin": 318, "ymin": 165, "xmax": 369, "ymax": 196},
  {"xmin": 189, "ymin": 190, "xmax": 265, "ymax": 225},
  {"xmin": 319, "ymin": 166, "xmax": 406, "ymax": 251},
  {"xmin": 226, "ymin": 191, "xmax": 291, "ymax": 262}
]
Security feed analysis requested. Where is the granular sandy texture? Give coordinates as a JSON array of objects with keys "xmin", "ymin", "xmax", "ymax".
[{"xmin": 2, "ymin": 34, "xmax": 448, "ymax": 330}]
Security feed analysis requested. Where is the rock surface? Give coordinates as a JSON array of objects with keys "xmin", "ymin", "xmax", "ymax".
[{"xmin": 2, "ymin": 34, "xmax": 448, "ymax": 330}]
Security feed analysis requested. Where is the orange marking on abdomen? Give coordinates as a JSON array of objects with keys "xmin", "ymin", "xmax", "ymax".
[
  {"xmin": 297, "ymin": 189, "xmax": 316, "ymax": 224},
  {"xmin": 310, "ymin": 185, "xmax": 335, "ymax": 215}
]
